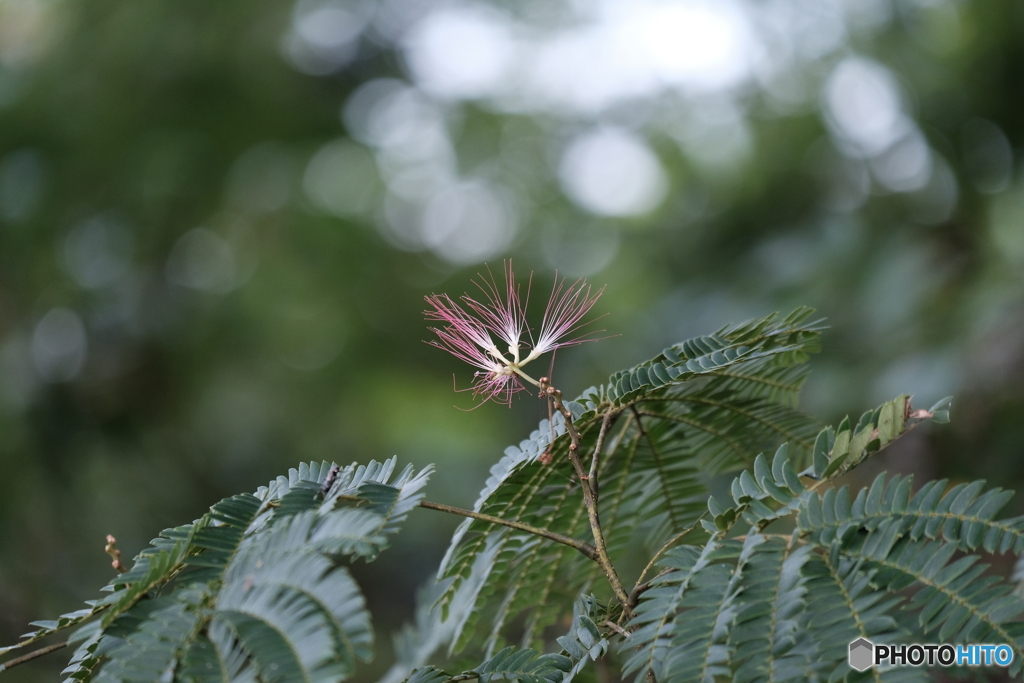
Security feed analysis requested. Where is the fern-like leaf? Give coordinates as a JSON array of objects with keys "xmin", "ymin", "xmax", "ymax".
[
  {"xmin": 29, "ymin": 458, "xmax": 431, "ymax": 683},
  {"xmin": 98, "ymin": 599, "xmax": 203, "ymax": 683},
  {"xmin": 0, "ymin": 605, "xmax": 99, "ymax": 659},
  {"xmin": 622, "ymin": 539, "xmax": 732, "ymax": 682},
  {"xmin": 839, "ymin": 532, "xmax": 1024, "ymax": 676},
  {"xmin": 799, "ymin": 551, "xmax": 910, "ymax": 683},
  {"xmin": 800, "ymin": 473, "xmax": 1024, "ymax": 554},
  {"xmin": 217, "ymin": 526, "xmax": 374, "ymax": 674},
  {"xmin": 729, "ymin": 540, "xmax": 812, "ymax": 683}
]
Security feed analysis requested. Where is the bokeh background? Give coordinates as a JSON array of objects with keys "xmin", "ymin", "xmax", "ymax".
[{"xmin": 2, "ymin": 0, "xmax": 1024, "ymax": 680}]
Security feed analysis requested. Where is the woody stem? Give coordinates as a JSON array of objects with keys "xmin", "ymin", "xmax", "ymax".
[{"xmin": 539, "ymin": 377, "xmax": 632, "ymax": 618}]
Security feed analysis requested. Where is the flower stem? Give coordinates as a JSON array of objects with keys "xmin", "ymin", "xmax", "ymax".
[
  {"xmin": 511, "ymin": 366, "xmax": 541, "ymax": 387},
  {"xmin": 539, "ymin": 377, "xmax": 633, "ymax": 618}
]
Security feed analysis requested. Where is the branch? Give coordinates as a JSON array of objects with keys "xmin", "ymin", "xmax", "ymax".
[
  {"xmin": 600, "ymin": 620, "xmax": 630, "ymax": 638},
  {"xmin": 418, "ymin": 500, "xmax": 597, "ymax": 560},
  {"xmin": 539, "ymin": 377, "xmax": 633, "ymax": 618},
  {"xmin": 0, "ymin": 641, "xmax": 67, "ymax": 672},
  {"xmin": 588, "ymin": 411, "xmax": 616, "ymax": 496},
  {"xmin": 634, "ymin": 515, "xmax": 707, "ymax": 592},
  {"xmin": 627, "ymin": 568, "xmax": 674, "ymax": 610}
]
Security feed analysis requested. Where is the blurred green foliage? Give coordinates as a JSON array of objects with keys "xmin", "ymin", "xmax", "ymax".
[{"xmin": 1, "ymin": 0, "xmax": 1023, "ymax": 680}]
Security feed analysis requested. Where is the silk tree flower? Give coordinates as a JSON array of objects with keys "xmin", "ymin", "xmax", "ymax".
[{"xmin": 425, "ymin": 264, "xmax": 604, "ymax": 405}]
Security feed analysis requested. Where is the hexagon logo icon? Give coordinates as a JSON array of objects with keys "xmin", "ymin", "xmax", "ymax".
[{"xmin": 849, "ymin": 638, "xmax": 874, "ymax": 672}]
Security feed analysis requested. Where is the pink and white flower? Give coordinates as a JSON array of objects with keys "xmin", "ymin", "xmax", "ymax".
[{"xmin": 424, "ymin": 263, "xmax": 604, "ymax": 405}]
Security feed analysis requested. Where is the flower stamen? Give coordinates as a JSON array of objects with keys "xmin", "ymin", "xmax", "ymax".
[{"xmin": 424, "ymin": 262, "xmax": 604, "ymax": 406}]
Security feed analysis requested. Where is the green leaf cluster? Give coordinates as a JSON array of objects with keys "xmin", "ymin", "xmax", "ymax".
[
  {"xmin": 6, "ymin": 309, "xmax": 1024, "ymax": 683},
  {"xmin": 437, "ymin": 309, "xmax": 823, "ymax": 652},
  {"xmin": 1, "ymin": 459, "xmax": 430, "ymax": 682},
  {"xmin": 429, "ymin": 309, "xmax": 1024, "ymax": 681}
]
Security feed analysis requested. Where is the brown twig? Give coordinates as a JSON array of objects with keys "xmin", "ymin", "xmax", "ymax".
[
  {"xmin": 731, "ymin": 532, "xmax": 794, "ymax": 542},
  {"xmin": 540, "ymin": 351, "xmax": 558, "ymax": 465},
  {"xmin": 417, "ymin": 500, "xmax": 597, "ymax": 560},
  {"xmin": 105, "ymin": 535, "xmax": 126, "ymax": 574},
  {"xmin": 540, "ymin": 393, "xmax": 556, "ymax": 465},
  {"xmin": 588, "ymin": 411, "xmax": 617, "ymax": 497},
  {"xmin": 600, "ymin": 620, "xmax": 630, "ymax": 638},
  {"xmin": 539, "ymin": 377, "xmax": 633, "ymax": 618},
  {"xmin": 627, "ymin": 567, "xmax": 674, "ymax": 610},
  {"xmin": 0, "ymin": 641, "xmax": 68, "ymax": 672}
]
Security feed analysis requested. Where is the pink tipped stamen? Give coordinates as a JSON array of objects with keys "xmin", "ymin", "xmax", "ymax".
[
  {"xmin": 425, "ymin": 293, "xmax": 504, "ymax": 359},
  {"xmin": 531, "ymin": 277, "xmax": 605, "ymax": 358},
  {"xmin": 428, "ymin": 326, "xmax": 501, "ymax": 374},
  {"xmin": 463, "ymin": 261, "xmax": 527, "ymax": 357}
]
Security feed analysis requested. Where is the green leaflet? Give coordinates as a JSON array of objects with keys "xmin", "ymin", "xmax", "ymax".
[
  {"xmin": 703, "ymin": 395, "xmax": 940, "ymax": 536},
  {"xmin": 99, "ymin": 542, "xmax": 193, "ymax": 628},
  {"xmin": 799, "ymin": 473, "xmax": 1024, "ymax": 554},
  {"xmin": 808, "ymin": 395, "xmax": 918, "ymax": 480},
  {"xmin": 838, "ymin": 532, "xmax": 1024, "ymax": 676},
  {"xmin": 402, "ymin": 668, "xmax": 451, "ymax": 683},
  {"xmin": 178, "ymin": 620, "xmax": 259, "ymax": 683},
  {"xmin": 800, "ymin": 552, "xmax": 908, "ymax": 683},
  {"xmin": 473, "ymin": 647, "xmax": 572, "ymax": 683},
  {"xmin": 624, "ymin": 536, "xmax": 769, "ymax": 683},
  {"xmin": 0, "ymin": 605, "xmax": 99, "ymax": 660},
  {"xmin": 556, "ymin": 595, "xmax": 610, "ymax": 683},
  {"xmin": 216, "ymin": 535, "xmax": 374, "ymax": 673},
  {"xmin": 598, "ymin": 306, "xmax": 823, "ymax": 410},
  {"xmin": 729, "ymin": 540, "xmax": 812, "ymax": 683},
  {"xmin": 622, "ymin": 539, "xmax": 735, "ymax": 682},
  {"xmin": 60, "ymin": 630, "xmax": 107, "ymax": 682},
  {"xmin": 93, "ymin": 591, "xmax": 205, "ymax": 683}
]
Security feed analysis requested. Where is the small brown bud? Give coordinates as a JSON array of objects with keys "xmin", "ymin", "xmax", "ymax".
[{"xmin": 105, "ymin": 534, "xmax": 126, "ymax": 574}]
